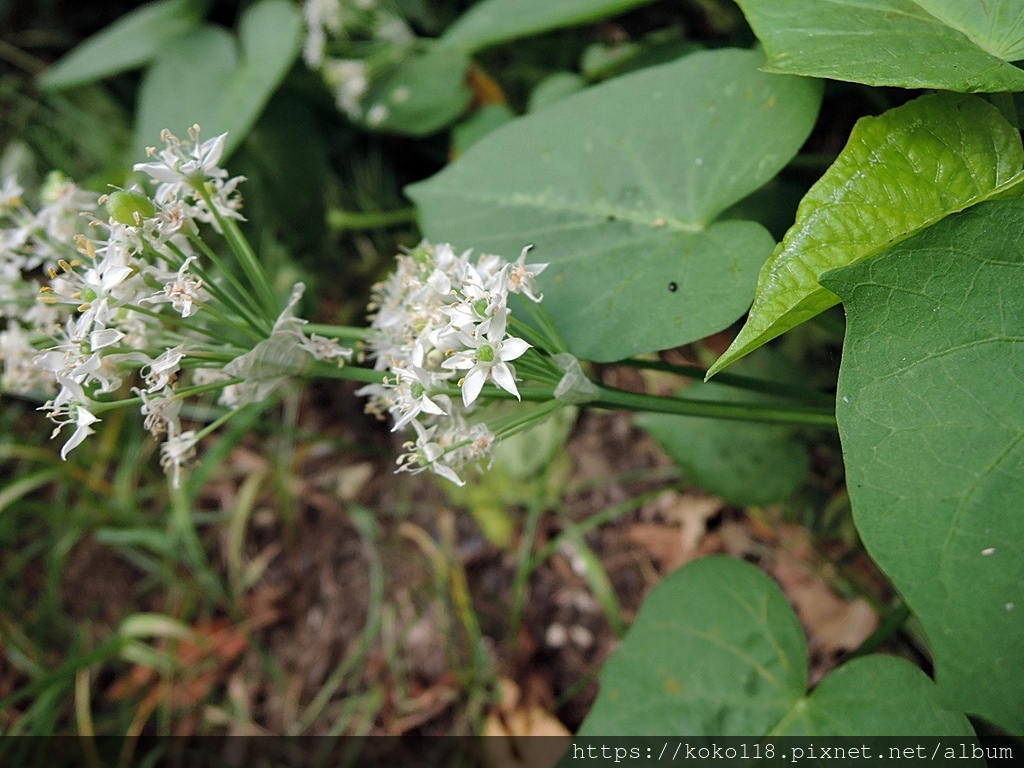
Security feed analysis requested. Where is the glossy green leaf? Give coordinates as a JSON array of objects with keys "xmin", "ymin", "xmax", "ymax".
[
  {"xmin": 771, "ymin": 656, "xmax": 981, "ymax": 737},
  {"xmin": 360, "ymin": 45, "xmax": 472, "ymax": 136},
  {"xmin": 821, "ymin": 199, "xmax": 1024, "ymax": 735},
  {"xmin": 408, "ymin": 49, "xmax": 822, "ymax": 362},
  {"xmin": 579, "ymin": 556, "xmax": 976, "ymax": 736},
  {"xmin": 636, "ymin": 355, "xmax": 809, "ymax": 506},
  {"xmin": 915, "ymin": 0, "xmax": 1024, "ymax": 61},
  {"xmin": 134, "ymin": 0, "xmax": 301, "ymax": 160},
  {"xmin": 709, "ymin": 93, "xmax": 1024, "ymax": 378},
  {"xmin": 39, "ymin": 0, "xmax": 204, "ymax": 91},
  {"xmin": 734, "ymin": 0, "xmax": 1024, "ymax": 92},
  {"xmin": 441, "ymin": 0, "xmax": 658, "ymax": 52}
]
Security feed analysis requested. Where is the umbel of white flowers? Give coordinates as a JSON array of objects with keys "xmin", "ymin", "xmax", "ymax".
[
  {"xmin": 0, "ymin": 126, "xmax": 352, "ymax": 487},
  {"xmin": 359, "ymin": 241, "xmax": 548, "ymax": 485}
]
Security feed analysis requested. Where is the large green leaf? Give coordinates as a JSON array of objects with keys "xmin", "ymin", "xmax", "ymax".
[
  {"xmin": 578, "ymin": 556, "xmax": 976, "ymax": 736},
  {"xmin": 635, "ymin": 355, "xmax": 809, "ymax": 506},
  {"xmin": 821, "ymin": 199, "xmax": 1024, "ymax": 735},
  {"xmin": 408, "ymin": 49, "xmax": 822, "ymax": 362},
  {"xmin": 133, "ymin": 0, "xmax": 301, "ymax": 160},
  {"xmin": 360, "ymin": 45, "xmax": 472, "ymax": 136},
  {"xmin": 39, "ymin": 0, "xmax": 205, "ymax": 91},
  {"xmin": 734, "ymin": 0, "xmax": 1024, "ymax": 92},
  {"xmin": 709, "ymin": 93, "xmax": 1024, "ymax": 378},
  {"xmin": 441, "ymin": 0, "xmax": 658, "ymax": 52}
]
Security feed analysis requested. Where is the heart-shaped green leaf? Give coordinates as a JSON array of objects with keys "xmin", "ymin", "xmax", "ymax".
[
  {"xmin": 133, "ymin": 0, "xmax": 301, "ymax": 160},
  {"xmin": 360, "ymin": 45, "xmax": 472, "ymax": 136},
  {"xmin": 441, "ymin": 0, "xmax": 658, "ymax": 52},
  {"xmin": 821, "ymin": 199, "xmax": 1024, "ymax": 736},
  {"xmin": 709, "ymin": 93, "xmax": 1024, "ymax": 378},
  {"xmin": 408, "ymin": 48, "xmax": 822, "ymax": 362},
  {"xmin": 734, "ymin": 0, "xmax": 1024, "ymax": 92},
  {"xmin": 40, "ymin": 0, "xmax": 204, "ymax": 91},
  {"xmin": 578, "ymin": 556, "xmax": 976, "ymax": 737}
]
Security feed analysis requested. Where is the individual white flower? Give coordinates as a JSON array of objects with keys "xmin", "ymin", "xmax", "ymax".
[
  {"xmin": 387, "ymin": 364, "xmax": 449, "ymax": 431},
  {"xmin": 134, "ymin": 127, "xmax": 229, "ymax": 187},
  {"xmin": 59, "ymin": 405, "xmax": 101, "ymax": 460},
  {"xmin": 297, "ymin": 333, "xmax": 354, "ymax": 364},
  {"xmin": 141, "ymin": 256, "xmax": 206, "ymax": 317},
  {"xmin": 442, "ymin": 321, "xmax": 531, "ymax": 407},
  {"xmin": 142, "ymin": 344, "xmax": 187, "ymax": 392},
  {"xmin": 160, "ymin": 427, "xmax": 200, "ymax": 488},
  {"xmin": 40, "ymin": 374, "xmax": 99, "ymax": 459},
  {"xmin": 502, "ymin": 245, "xmax": 548, "ymax": 302},
  {"xmin": 396, "ymin": 420, "xmax": 465, "ymax": 486},
  {"xmin": 136, "ymin": 385, "xmax": 183, "ymax": 438}
]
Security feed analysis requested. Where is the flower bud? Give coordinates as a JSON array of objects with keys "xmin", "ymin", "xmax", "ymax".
[{"xmin": 106, "ymin": 190, "xmax": 156, "ymax": 225}]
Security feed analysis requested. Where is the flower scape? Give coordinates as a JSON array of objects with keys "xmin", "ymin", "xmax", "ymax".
[{"xmin": 0, "ymin": 125, "xmax": 556, "ymax": 488}]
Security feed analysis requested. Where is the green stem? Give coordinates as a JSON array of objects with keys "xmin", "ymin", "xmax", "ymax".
[
  {"xmin": 327, "ymin": 207, "xmax": 417, "ymax": 232},
  {"xmin": 177, "ymin": 233, "xmax": 269, "ymax": 334},
  {"xmin": 206, "ymin": 203, "xmax": 280, "ymax": 320},
  {"xmin": 593, "ymin": 384, "xmax": 837, "ymax": 428},
  {"xmin": 617, "ymin": 358, "xmax": 835, "ymax": 406},
  {"xmin": 302, "ymin": 323, "xmax": 369, "ymax": 340}
]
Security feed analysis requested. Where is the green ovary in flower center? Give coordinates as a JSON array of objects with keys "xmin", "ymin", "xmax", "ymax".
[{"xmin": 477, "ymin": 344, "xmax": 495, "ymax": 363}]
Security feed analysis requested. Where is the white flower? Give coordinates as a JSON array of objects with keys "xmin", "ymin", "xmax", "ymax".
[
  {"xmin": 503, "ymin": 244, "xmax": 548, "ymax": 302},
  {"xmin": 137, "ymin": 385, "xmax": 183, "ymax": 438},
  {"xmin": 142, "ymin": 344, "xmax": 186, "ymax": 392},
  {"xmin": 141, "ymin": 256, "xmax": 206, "ymax": 317},
  {"xmin": 442, "ymin": 322, "xmax": 530, "ymax": 407},
  {"xmin": 59, "ymin": 406, "xmax": 100, "ymax": 459},
  {"xmin": 396, "ymin": 420, "xmax": 465, "ymax": 486},
  {"xmin": 160, "ymin": 428, "xmax": 200, "ymax": 488},
  {"xmin": 134, "ymin": 128, "xmax": 229, "ymax": 186},
  {"xmin": 387, "ymin": 364, "xmax": 449, "ymax": 431},
  {"xmin": 298, "ymin": 333, "xmax": 353, "ymax": 364}
]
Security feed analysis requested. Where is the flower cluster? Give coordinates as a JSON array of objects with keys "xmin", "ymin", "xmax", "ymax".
[
  {"xmin": 0, "ymin": 126, "xmax": 352, "ymax": 485},
  {"xmin": 302, "ymin": 0, "xmax": 414, "ymax": 125},
  {"xmin": 359, "ymin": 241, "xmax": 548, "ymax": 485}
]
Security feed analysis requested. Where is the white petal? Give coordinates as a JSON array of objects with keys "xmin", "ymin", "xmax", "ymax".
[
  {"xmin": 199, "ymin": 133, "xmax": 228, "ymax": 169},
  {"xmin": 462, "ymin": 367, "xmax": 487, "ymax": 406},
  {"xmin": 132, "ymin": 161, "xmax": 184, "ymax": 183},
  {"xmin": 90, "ymin": 328, "xmax": 124, "ymax": 350},
  {"xmin": 490, "ymin": 362, "xmax": 520, "ymax": 400},
  {"xmin": 432, "ymin": 462, "xmax": 465, "ymax": 486},
  {"xmin": 498, "ymin": 337, "xmax": 530, "ymax": 361},
  {"xmin": 420, "ymin": 394, "xmax": 447, "ymax": 416}
]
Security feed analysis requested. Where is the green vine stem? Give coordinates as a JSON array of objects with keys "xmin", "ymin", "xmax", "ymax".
[
  {"xmin": 313, "ymin": 365, "xmax": 838, "ymax": 428},
  {"xmin": 617, "ymin": 357, "xmax": 835, "ymax": 406},
  {"xmin": 327, "ymin": 207, "xmax": 418, "ymax": 232}
]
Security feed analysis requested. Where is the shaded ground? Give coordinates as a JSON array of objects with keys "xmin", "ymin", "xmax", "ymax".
[{"xmin": 25, "ymin": 364, "xmax": 891, "ymax": 739}]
